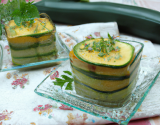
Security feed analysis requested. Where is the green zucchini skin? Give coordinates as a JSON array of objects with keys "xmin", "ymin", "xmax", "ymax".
[
  {"xmin": 74, "ymin": 77, "xmax": 137, "ymax": 106},
  {"xmin": 12, "ymin": 50, "xmax": 57, "ymax": 59},
  {"xmin": 9, "ymin": 42, "xmax": 39, "ymax": 50},
  {"xmin": 74, "ymin": 77, "xmax": 134, "ymax": 94},
  {"xmin": 0, "ymin": 23, "xmax": 2, "ymax": 40},
  {"xmin": 71, "ymin": 61, "xmax": 140, "ymax": 106},
  {"xmin": 35, "ymin": 0, "xmax": 160, "ymax": 44},
  {"xmin": 71, "ymin": 61, "xmax": 140, "ymax": 80},
  {"xmin": 26, "ymin": 32, "xmax": 54, "ymax": 38},
  {"xmin": 72, "ymin": 64, "xmax": 129, "ymax": 80},
  {"xmin": 9, "ymin": 36, "xmax": 56, "ymax": 50},
  {"xmin": 12, "ymin": 52, "xmax": 57, "ymax": 65}
]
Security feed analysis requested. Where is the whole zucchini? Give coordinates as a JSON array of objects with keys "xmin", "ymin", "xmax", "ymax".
[{"xmin": 35, "ymin": 0, "xmax": 160, "ymax": 44}]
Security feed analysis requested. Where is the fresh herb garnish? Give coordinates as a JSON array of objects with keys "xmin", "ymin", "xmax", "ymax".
[
  {"xmin": 34, "ymin": 24, "xmax": 38, "ymax": 33},
  {"xmin": 85, "ymin": 43, "xmax": 90, "ymax": 50},
  {"xmin": 88, "ymin": 47, "xmax": 93, "ymax": 52},
  {"xmin": 0, "ymin": 0, "xmax": 40, "ymax": 39},
  {"xmin": 9, "ymin": 26, "xmax": 16, "ymax": 36},
  {"xmin": 82, "ymin": 33, "xmax": 121, "ymax": 58},
  {"xmin": 0, "ymin": 0, "xmax": 19, "ymax": 39},
  {"xmin": 53, "ymin": 71, "xmax": 73, "ymax": 90},
  {"xmin": 115, "ymin": 46, "xmax": 120, "ymax": 51},
  {"xmin": 95, "ymin": 35, "xmax": 115, "ymax": 57},
  {"xmin": 92, "ymin": 41, "xmax": 101, "ymax": 52},
  {"xmin": 107, "ymin": 56, "xmax": 113, "ymax": 61},
  {"xmin": 40, "ymin": 21, "xmax": 46, "ymax": 30},
  {"xmin": 115, "ymin": 53, "xmax": 122, "ymax": 60},
  {"xmin": 12, "ymin": 1, "xmax": 40, "ymax": 26},
  {"xmin": 98, "ymin": 52, "xmax": 106, "ymax": 57},
  {"xmin": 108, "ymin": 33, "xmax": 115, "ymax": 45}
]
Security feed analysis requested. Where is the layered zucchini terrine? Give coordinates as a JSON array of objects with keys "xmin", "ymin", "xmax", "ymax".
[
  {"xmin": 5, "ymin": 18, "xmax": 57, "ymax": 65},
  {"xmin": 69, "ymin": 36, "xmax": 142, "ymax": 107}
]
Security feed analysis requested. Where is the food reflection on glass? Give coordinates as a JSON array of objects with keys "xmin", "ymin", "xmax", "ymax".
[{"xmin": 69, "ymin": 34, "xmax": 144, "ymax": 107}]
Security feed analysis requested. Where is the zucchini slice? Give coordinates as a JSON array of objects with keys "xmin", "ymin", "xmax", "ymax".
[
  {"xmin": 73, "ymin": 38, "xmax": 134, "ymax": 68},
  {"xmin": 5, "ymin": 18, "xmax": 54, "ymax": 38}
]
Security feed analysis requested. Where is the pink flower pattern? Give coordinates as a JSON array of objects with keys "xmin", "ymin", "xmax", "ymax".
[
  {"xmin": 59, "ymin": 104, "xmax": 73, "ymax": 110},
  {"xmin": 33, "ymin": 104, "xmax": 52, "ymax": 111},
  {"xmin": 43, "ymin": 67, "xmax": 57, "ymax": 75},
  {"xmin": 0, "ymin": 110, "xmax": 13, "ymax": 123},
  {"xmin": 4, "ymin": 45, "xmax": 10, "ymax": 54},
  {"xmin": 8, "ymin": 72, "xmax": 29, "ymax": 89},
  {"xmin": 33, "ymin": 104, "xmax": 54, "ymax": 119},
  {"xmin": 50, "ymin": 71, "xmax": 59, "ymax": 80},
  {"xmin": 1, "ymin": 0, "xmax": 7, "ymax": 4},
  {"xmin": 86, "ymin": 35, "xmax": 93, "ymax": 39},
  {"xmin": 11, "ymin": 77, "xmax": 28, "ymax": 88},
  {"xmin": 94, "ymin": 32, "xmax": 101, "ymax": 37}
]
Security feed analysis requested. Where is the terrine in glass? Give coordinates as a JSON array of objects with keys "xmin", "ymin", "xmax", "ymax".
[
  {"xmin": 5, "ymin": 14, "xmax": 57, "ymax": 65},
  {"xmin": 69, "ymin": 38, "xmax": 144, "ymax": 107}
]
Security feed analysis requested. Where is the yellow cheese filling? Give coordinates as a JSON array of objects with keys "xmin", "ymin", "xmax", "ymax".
[
  {"xmin": 78, "ymin": 39, "xmax": 133, "ymax": 66},
  {"xmin": 5, "ymin": 18, "xmax": 54, "ymax": 38}
]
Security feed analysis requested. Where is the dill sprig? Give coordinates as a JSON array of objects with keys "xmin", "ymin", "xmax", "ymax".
[
  {"xmin": 82, "ymin": 33, "xmax": 117, "ymax": 57},
  {"xmin": 81, "ymin": 33, "xmax": 121, "ymax": 58}
]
